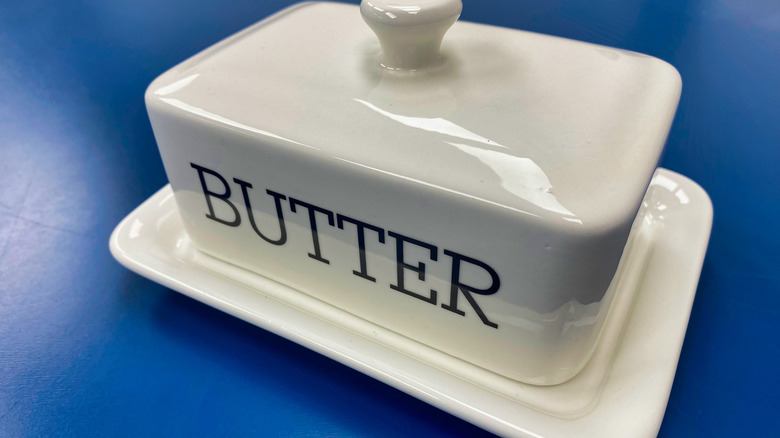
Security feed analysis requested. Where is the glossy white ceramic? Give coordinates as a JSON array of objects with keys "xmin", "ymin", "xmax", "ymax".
[
  {"xmin": 110, "ymin": 169, "xmax": 713, "ymax": 438},
  {"xmin": 360, "ymin": 0, "xmax": 463, "ymax": 69},
  {"xmin": 144, "ymin": 1, "xmax": 682, "ymax": 384}
]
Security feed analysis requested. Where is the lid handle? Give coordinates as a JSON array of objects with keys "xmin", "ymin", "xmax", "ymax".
[{"xmin": 360, "ymin": 0, "xmax": 462, "ymax": 70}]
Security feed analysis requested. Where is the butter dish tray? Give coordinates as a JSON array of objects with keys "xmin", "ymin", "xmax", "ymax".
[{"xmin": 110, "ymin": 168, "xmax": 712, "ymax": 438}]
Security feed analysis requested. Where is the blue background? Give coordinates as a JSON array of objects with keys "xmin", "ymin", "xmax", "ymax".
[{"xmin": 1, "ymin": 0, "xmax": 778, "ymax": 436}]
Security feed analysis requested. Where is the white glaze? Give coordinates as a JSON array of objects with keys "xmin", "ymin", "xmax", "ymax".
[{"xmin": 144, "ymin": 2, "xmax": 681, "ymax": 384}]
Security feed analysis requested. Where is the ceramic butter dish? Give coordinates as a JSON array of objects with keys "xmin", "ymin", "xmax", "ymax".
[{"xmin": 144, "ymin": 0, "xmax": 681, "ymax": 387}]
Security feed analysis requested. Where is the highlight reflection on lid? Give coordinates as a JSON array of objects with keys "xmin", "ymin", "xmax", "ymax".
[{"xmin": 355, "ymin": 98, "xmax": 579, "ymax": 221}]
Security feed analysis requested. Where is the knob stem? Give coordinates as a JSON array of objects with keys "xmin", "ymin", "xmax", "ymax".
[{"xmin": 360, "ymin": 0, "xmax": 462, "ymax": 70}]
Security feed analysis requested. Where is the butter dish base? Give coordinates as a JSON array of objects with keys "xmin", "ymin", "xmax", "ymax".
[{"xmin": 109, "ymin": 168, "xmax": 712, "ymax": 438}]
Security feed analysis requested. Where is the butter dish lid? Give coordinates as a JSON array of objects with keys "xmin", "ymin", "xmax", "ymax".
[{"xmin": 147, "ymin": 0, "xmax": 681, "ymax": 228}]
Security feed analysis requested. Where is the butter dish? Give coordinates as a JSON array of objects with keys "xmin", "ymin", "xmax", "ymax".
[{"xmin": 111, "ymin": 1, "xmax": 712, "ymax": 435}]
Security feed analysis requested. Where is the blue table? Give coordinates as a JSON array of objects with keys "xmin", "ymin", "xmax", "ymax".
[{"xmin": 2, "ymin": 1, "xmax": 778, "ymax": 436}]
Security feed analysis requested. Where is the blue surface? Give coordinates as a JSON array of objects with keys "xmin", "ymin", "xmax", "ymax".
[{"xmin": 1, "ymin": 0, "xmax": 778, "ymax": 436}]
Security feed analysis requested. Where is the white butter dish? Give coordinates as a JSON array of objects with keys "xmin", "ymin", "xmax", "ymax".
[
  {"xmin": 141, "ymin": 0, "xmax": 684, "ymax": 386},
  {"xmin": 112, "ymin": 1, "xmax": 714, "ymax": 433}
]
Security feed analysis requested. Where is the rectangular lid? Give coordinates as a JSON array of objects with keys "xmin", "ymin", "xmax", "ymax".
[{"xmin": 147, "ymin": 1, "xmax": 681, "ymax": 229}]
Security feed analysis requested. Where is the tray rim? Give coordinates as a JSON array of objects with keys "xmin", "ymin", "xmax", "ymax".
[{"xmin": 109, "ymin": 168, "xmax": 712, "ymax": 438}]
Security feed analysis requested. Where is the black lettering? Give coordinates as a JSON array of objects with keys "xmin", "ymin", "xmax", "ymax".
[
  {"xmin": 190, "ymin": 163, "xmax": 240, "ymax": 227},
  {"xmin": 289, "ymin": 198, "xmax": 334, "ymax": 264},
  {"xmin": 388, "ymin": 231, "xmax": 437, "ymax": 304},
  {"xmin": 336, "ymin": 214, "xmax": 385, "ymax": 282},
  {"xmin": 441, "ymin": 250, "xmax": 500, "ymax": 329},
  {"xmin": 233, "ymin": 178, "xmax": 287, "ymax": 245}
]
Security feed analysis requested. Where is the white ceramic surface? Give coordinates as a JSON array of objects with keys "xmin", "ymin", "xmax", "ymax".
[
  {"xmin": 110, "ymin": 169, "xmax": 713, "ymax": 437},
  {"xmin": 144, "ymin": 1, "xmax": 682, "ymax": 384}
]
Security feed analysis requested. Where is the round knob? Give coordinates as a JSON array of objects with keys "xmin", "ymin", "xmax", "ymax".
[{"xmin": 360, "ymin": 0, "xmax": 462, "ymax": 70}]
